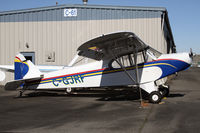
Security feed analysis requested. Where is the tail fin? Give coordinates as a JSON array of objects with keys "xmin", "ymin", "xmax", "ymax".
[{"xmin": 14, "ymin": 53, "xmax": 41, "ymax": 80}]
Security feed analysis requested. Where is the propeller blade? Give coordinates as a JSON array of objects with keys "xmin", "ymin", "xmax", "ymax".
[{"xmin": 189, "ymin": 48, "xmax": 193, "ymax": 58}]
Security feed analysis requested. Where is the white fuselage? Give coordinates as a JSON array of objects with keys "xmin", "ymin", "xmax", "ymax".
[{"xmin": 27, "ymin": 52, "xmax": 192, "ymax": 90}]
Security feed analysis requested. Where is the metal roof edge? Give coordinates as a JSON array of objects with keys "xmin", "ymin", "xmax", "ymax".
[
  {"xmin": 164, "ymin": 10, "xmax": 176, "ymax": 51},
  {"xmin": 0, "ymin": 4, "xmax": 166, "ymax": 15}
]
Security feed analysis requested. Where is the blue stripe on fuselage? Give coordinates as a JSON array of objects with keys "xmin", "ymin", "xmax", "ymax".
[{"xmin": 143, "ymin": 59, "xmax": 190, "ymax": 79}]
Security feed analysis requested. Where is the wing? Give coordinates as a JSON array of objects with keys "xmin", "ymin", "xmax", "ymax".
[{"xmin": 77, "ymin": 32, "xmax": 149, "ymax": 60}]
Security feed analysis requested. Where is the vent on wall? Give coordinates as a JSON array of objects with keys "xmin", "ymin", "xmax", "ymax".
[{"xmin": 46, "ymin": 51, "xmax": 55, "ymax": 62}]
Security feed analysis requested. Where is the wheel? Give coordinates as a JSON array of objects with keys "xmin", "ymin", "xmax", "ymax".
[
  {"xmin": 149, "ymin": 91, "xmax": 162, "ymax": 104},
  {"xmin": 159, "ymin": 86, "xmax": 169, "ymax": 97},
  {"xmin": 65, "ymin": 88, "xmax": 73, "ymax": 94}
]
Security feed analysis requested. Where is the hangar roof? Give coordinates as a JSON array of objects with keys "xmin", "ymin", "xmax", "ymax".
[
  {"xmin": 0, "ymin": 4, "xmax": 167, "ymax": 15},
  {"xmin": 0, "ymin": 4, "xmax": 175, "ymax": 52}
]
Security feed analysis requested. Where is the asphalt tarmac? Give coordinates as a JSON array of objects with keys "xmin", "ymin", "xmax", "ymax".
[{"xmin": 0, "ymin": 67, "xmax": 200, "ymax": 133}]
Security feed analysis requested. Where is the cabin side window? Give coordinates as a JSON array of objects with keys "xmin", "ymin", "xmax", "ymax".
[{"xmin": 110, "ymin": 52, "xmax": 146, "ymax": 69}]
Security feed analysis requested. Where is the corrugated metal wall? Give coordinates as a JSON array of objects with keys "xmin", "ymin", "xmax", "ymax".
[{"xmin": 0, "ymin": 5, "xmax": 174, "ymax": 83}]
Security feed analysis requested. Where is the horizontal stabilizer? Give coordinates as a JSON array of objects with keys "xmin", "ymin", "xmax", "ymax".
[
  {"xmin": 0, "ymin": 65, "xmax": 14, "ymax": 72},
  {"xmin": 4, "ymin": 77, "xmax": 42, "ymax": 91}
]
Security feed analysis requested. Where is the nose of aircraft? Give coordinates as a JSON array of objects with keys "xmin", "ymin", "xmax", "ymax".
[
  {"xmin": 158, "ymin": 52, "xmax": 192, "ymax": 68},
  {"xmin": 183, "ymin": 53, "xmax": 193, "ymax": 65},
  {"xmin": 169, "ymin": 52, "xmax": 193, "ymax": 71}
]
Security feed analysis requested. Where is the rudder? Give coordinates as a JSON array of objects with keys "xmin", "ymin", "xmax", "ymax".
[{"xmin": 14, "ymin": 53, "xmax": 41, "ymax": 80}]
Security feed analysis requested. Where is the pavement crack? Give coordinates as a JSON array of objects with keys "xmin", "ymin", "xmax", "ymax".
[{"xmin": 138, "ymin": 105, "xmax": 154, "ymax": 133}]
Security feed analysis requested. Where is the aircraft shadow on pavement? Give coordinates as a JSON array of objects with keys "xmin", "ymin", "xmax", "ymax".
[
  {"xmin": 19, "ymin": 89, "xmax": 185, "ymax": 101},
  {"xmin": 19, "ymin": 89, "xmax": 146, "ymax": 102},
  {"xmin": 168, "ymin": 93, "xmax": 185, "ymax": 98}
]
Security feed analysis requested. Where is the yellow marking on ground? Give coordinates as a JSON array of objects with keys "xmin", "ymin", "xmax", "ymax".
[{"xmin": 159, "ymin": 102, "xmax": 165, "ymax": 104}]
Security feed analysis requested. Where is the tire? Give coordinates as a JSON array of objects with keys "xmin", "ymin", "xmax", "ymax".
[
  {"xmin": 65, "ymin": 88, "xmax": 73, "ymax": 94},
  {"xmin": 149, "ymin": 91, "xmax": 162, "ymax": 104},
  {"xmin": 159, "ymin": 86, "xmax": 169, "ymax": 97}
]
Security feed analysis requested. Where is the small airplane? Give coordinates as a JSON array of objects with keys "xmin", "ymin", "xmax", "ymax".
[{"xmin": 3, "ymin": 32, "xmax": 193, "ymax": 103}]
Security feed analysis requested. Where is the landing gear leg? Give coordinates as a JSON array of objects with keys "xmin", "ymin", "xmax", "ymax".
[
  {"xmin": 159, "ymin": 85, "xmax": 170, "ymax": 97},
  {"xmin": 140, "ymin": 82, "xmax": 162, "ymax": 104}
]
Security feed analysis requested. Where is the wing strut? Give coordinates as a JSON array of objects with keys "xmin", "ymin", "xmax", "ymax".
[
  {"xmin": 111, "ymin": 53, "xmax": 136, "ymax": 83},
  {"xmin": 133, "ymin": 49, "xmax": 144, "ymax": 107},
  {"xmin": 111, "ymin": 50, "xmax": 144, "ymax": 106}
]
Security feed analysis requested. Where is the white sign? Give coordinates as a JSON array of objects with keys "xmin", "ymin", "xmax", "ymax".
[{"xmin": 64, "ymin": 9, "xmax": 77, "ymax": 17}]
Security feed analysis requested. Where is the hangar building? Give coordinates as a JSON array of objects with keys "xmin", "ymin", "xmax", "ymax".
[{"xmin": 0, "ymin": 4, "xmax": 176, "ymax": 83}]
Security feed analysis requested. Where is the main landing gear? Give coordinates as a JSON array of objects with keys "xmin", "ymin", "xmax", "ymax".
[
  {"xmin": 149, "ymin": 91, "xmax": 162, "ymax": 104},
  {"xmin": 148, "ymin": 85, "xmax": 170, "ymax": 104}
]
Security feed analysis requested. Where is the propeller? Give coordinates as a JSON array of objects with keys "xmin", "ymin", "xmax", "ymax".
[{"xmin": 189, "ymin": 48, "xmax": 194, "ymax": 59}]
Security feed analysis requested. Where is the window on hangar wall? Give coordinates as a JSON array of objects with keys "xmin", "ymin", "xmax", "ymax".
[{"xmin": 20, "ymin": 52, "xmax": 35, "ymax": 64}]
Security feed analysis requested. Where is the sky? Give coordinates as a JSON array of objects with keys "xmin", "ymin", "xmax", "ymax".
[{"xmin": 0, "ymin": 0, "xmax": 199, "ymax": 53}]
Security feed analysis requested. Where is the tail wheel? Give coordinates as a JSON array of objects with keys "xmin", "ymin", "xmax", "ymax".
[
  {"xmin": 65, "ymin": 88, "xmax": 73, "ymax": 94},
  {"xmin": 149, "ymin": 91, "xmax": 162, "ymax": 104}
]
